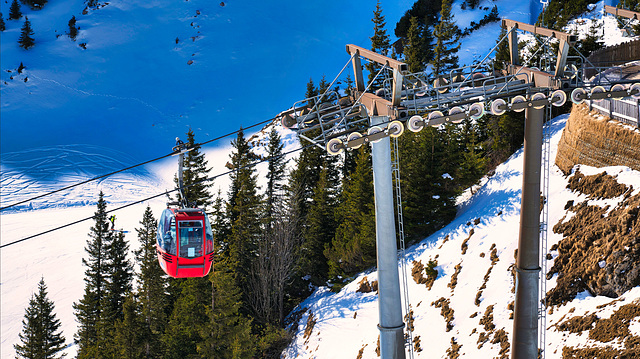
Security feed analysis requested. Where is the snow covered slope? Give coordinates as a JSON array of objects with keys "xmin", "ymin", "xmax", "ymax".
[{"xmin": 282, "ymin": 114, "xmax": 640, "ymax": 358}]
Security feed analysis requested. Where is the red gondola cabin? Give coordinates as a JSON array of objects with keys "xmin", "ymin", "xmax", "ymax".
[{"xmin": 156, "ymin": 208, "xmax": 214, "ymax": 278}]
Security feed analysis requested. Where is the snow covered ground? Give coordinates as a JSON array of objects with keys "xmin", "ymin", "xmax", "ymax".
[{"xmin": 282, "ymin": 114, "xmax": 640, "ymax": 358}]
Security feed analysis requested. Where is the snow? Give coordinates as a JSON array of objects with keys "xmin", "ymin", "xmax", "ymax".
[{"xmin": 282, "ymin": 113, "xmax": 640, "ymax": 358}]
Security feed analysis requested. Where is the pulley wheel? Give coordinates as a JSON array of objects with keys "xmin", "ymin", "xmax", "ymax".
[
  {"xmin": 407, "ymin": 115, "xmax": 425, "ymax": 133},
  {"xmin": 630, "ymin": 83, "xmax": 640, "ymax": 99},
  {"xmin": 347, "ymin": 132, "xmax": 363, "ymax": 150},
  {"xmin": 367, "ymin": 126, "xmax": 384, "ymax": 143},
  {"xmin": 511, "ymin": 95, "xmax": 527, "ymax": 112},
  {"xmin": 490, "ymin": 99, "xmax": 507, "ymax": 116},
  {"xmin": 550, "ymin": 90, "xmax": 567, "ymax": 107},
  {"xmin": 388, "ymin": 120, "xmax": 405, "ymax": 138},
  {"xmin": 531, "ymin": 93, "xmax": 547, "ymax": 109},
  {"xmin": 571, "ymin": 88, "xmax": 586, "ymax": 104},
  {"xmin": 326, "ymin": 138, "xmax": 344, "ymax": 156},
  {"xmin": 611, "ymin": 84, "xmax": 625, "ymax": 100},
  {"xmin": 469, "ymin": 102, "xmax": 485, "ymax": 120}
]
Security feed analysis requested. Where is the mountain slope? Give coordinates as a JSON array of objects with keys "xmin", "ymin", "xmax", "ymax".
[{"xmin": 283, "ymin": 114, "xmax": 640, "ymax": 358}]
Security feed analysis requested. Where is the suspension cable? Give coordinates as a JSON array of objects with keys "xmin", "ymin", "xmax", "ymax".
[{"xmin": 0, "ymin": 143, "xmax": 312, "ymax": 248}]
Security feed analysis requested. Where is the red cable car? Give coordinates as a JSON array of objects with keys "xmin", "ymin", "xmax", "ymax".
[
  {"xmin": 156, "ymin": 207, "xmax": 214, "ymax": 278},
  {"xmin": 156, "ymin": 137, "xmax": 214, "ymax": 278}
]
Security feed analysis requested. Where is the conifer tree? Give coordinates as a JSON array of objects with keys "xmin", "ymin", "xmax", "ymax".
[
  {"xmin": 325, "ymin": 147, "xmax": 376, "ymax": 281},
  {"xmin": 174, "ymin": 129, "xmax": 212, "ymax": 210},
  {"xmin": 366, "ymin": 0, "xmax": 391, "ymax": 88},
  {"xmin": 299, "ymin": 167, "xmax": 336, "ymax": 285},
  {"xmin": 74, "ymin": 192, "xmax": 111, "ymax": 358},
  {"xmin": 101, "ymin": 228, "xmax": 133, "ymax": 325},
  {"xmin": 492, "ymin": 26, "xmax": 511, "ymax": 71},
  {"xmin": 18, "ymin": 17, "xmax": 35, "ymax": 49},
  {"xmin": 21, "ymin": 0, "xmax": 47, "ymax": 10},
  {"xmin": 68, "ymin": 16, "xmax": 78, "ymax": 40},
  {"xmin": 9, "ymin": 0, "xmax": 21, "ymax": 20},
  {"xmin": 404, "ymin": 16, "xmax": 428, "ymax": 73},
  {"xmin": 430, "ymin": 0, "xmax": 460, "ymax": 77},
  {"xmin": 198, "ymin": 260, "xmax": 255, "ymax": 358},
  {"xmin": 112, "ymin": 295, "xmax": 145, "ymax": 359},
  {"xmin": 134, "ymin": 206, "xmax": 167, "ymax": 358},
  {"xmin": 0, "ymin": 14, "xmax": 6, "ymax": 31},
  {"xmin": 162, "ymin": 277, "xmax": 212, "ymax": 358},
  {"xmin": 264, "ymin": 127, "xmax": 287, "ymax": 226},
  {"xmin": 14, "ymin": 277, "xmax": 66, "ymax": 359},
  {"xmin": 304, "ymin": 77, "xmax": 318, "ymax": 107},
  {"xmin": 225, "ymin": 128, "xmax": 262, "ymax": 309}
]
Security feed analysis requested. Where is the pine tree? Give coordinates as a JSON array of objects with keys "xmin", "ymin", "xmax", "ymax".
[
  {"xmin": 101, "ymin": 228, "xmax": 133, "ymax": 324},
  {"xmin": 198, "ymin": 260, "xmax": 255, "ymax": 358},
  {"xmin": 493, "ymin": 26, "xmax": 511, "ymax": 71},
  {"xmin": 18, "ymin": 17, "xmax": 35, "ymax": 49},
  {"xmin": 264, "ymin": 127, "xmax": 287, "ymax": 226},
  {"xmin": 366, "ymin": 0, "xmax": 391, "ymax": 88},
  {"xmin": 14, "ymin": 277, "xmax": 66, "ymax": 359},
  {"xmin": 9, "ymin": 0, "xmax": 21, "ymax": 20},
  {"xmin": 325, "ymin": 147, "xmax": 376, "ymax": 281},
  {"xmin": 304, "ymin": 77, "xmax": 318, "ymax": 108},
  {"xmin": 68, "ymin": 16, "xmax": 78, "ymax": 40},
  {"xmin": 299, "ymin": 167, "xmax": 337, "ymax": 285},
  {"xmin": 112, "ymin": 295, "xmax": 145, "ymax": 359},
  {"xmin": 0, "ymin": 13, "xmax": 6, "ymax": 31},
  {"xmin": 74, "ymin": 192, "xmax": 111, "ymax": 358},
  {"xmin": 162, "ymin": 278, "xmax": 211, "ymax": 358},
  {"xmin": 134, "ymin": 206, "xmax": 167, "ymax": 358},
  {"xmin": 174, "ymin": 129, "xmax": 212, "ymax": 210},
  {"xmin": 431, "ymin": 0, "xmax": 460, "ymax": 77},
  {"xmin": 404, "ymin": 16, "xmax": 427, "ymax": 73},
  {"xmin": 225, "ymin": 128, "xmax": 262, "ymax": 310}
]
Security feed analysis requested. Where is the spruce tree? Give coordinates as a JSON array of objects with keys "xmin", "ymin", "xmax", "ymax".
[
  {"xmin": 101, "ymin": 228, "xmax": 133, "ymax": 324},
  {"xmin": 174, "ymin": 129, "xmax": 212, "ymax": 210},
  {"xmin": 264, "ymin": 127, "xmax": 287, "ymax": 226},
  {"xmin": 68, "ymin": 16, "xmax": 78, "ymax": 40},
  {"xmin": 9, "ymin": 0, "xmax": 21, "ymax": 20},
  {"xmin": 299, "ymin": 167, "xmax": 336, "ymax": 285},
  {"xmin": 162, "ymin": 278, "xmax": 211, "ymax": 358},
  {"xmin": 73, "ymin": 192, "xmax": 111, "ymax": 358},
  {"xmin": 18, "ymin": 17, "xmax": 35, "ymax": 49},
  {"xmin": 225, "ymin": 128, "xmax": 262, "ymax": 309},
  {"xmin": 404, "ymin": 16, "xmax": 427, "ymax": 73},
  {"xmin": 14, "ymin": 277, "xmax": 66, "ymax": 359},
  {"xmin": 325, "ymin": 146, "xmax": 376, "ymax": 281},
  {"xmin": 366, "ymin": 0, "xmax": 391, "ymax": 88},
  {"xmin": 112, "ymin": 295, "xmax": 145, "ymax": 359},
  {"xmin": 198, "ymin": 260, "xmax": 255, "ymax": 358},
  {"xmin": 134, "ymin": 206, "xmax": 167, "ymax": 358},
  {"xmin": 431, "ymin": 0, "xmax": 460, "ymax": 77},
  {"xmin": 493, "ymin": 26, "xmax": 511, "ymax": 71},
  {"xmin": 21, "ymin": 0, "xmax": 47, "ymax": 10},
  {"xmin": 304, "ymin": 77, "xmax": 318, "ymax": 107},
  {"xmin": 0, "ymin": 14, "xmax": 6, "ymax": 31}
]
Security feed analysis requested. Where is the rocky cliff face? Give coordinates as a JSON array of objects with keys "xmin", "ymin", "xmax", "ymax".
[{"xmin": 548, "ymin": 169, "xmax": 640, "ymax": 306}]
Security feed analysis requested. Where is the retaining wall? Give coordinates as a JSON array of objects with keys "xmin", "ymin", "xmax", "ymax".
[{"xmin": 555, "ymin": 103, "xmax": 640, "ymax": 173}]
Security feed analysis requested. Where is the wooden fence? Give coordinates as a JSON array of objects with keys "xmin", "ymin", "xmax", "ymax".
[
  {"xmin": 583, "ymin": 39, "xmax": 640, "ymax": 78},
  {"xmin": 586, "ymin": 97, "xmax": 640, "ymax": 127}
]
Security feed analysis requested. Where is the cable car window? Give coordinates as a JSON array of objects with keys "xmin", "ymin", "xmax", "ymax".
[
  {"xmin": 204, "ymin": 215, "xmax": 214, "ymax": 255},
  {"xmin": 178, "ymin": 220, "xmax": 203, "ymax": 258},
  {"xmin": 158, "ymin": 209, "xmax": 177, "ymax": 256}
]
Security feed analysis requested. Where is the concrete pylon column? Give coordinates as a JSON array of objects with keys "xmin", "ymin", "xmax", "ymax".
[
  {"xmin": 511, "ymin": 106, "xmax": 544, "ymax": 359},
  {"xmin": 370, "ymin": 116, "xmax": 406, "ymax": 359}
]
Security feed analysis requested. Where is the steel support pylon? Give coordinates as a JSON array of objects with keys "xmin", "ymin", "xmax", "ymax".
[
  {"xmin": 371, "ymin": 116, "xmax": 406, "ymax": 359},
  {"xmin": 511, "ymin": 106, "xmax": 544, "ymax": 359}
]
